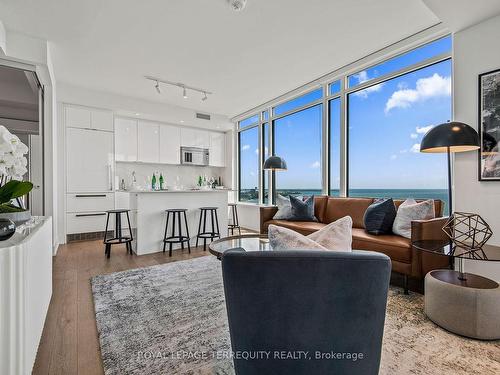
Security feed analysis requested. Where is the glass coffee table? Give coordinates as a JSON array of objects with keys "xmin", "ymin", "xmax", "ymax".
[{"xmin": 209, "ymin": 234, "xmax": 271, "ymax": 259}]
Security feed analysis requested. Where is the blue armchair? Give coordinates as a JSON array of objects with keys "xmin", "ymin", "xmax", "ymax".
[{"xmin": 222, "ymin": 249, "xmax": 391, "ymax": 375}]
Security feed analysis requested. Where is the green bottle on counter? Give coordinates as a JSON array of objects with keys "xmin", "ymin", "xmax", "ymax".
[
  {"xmin": 151, "ymin": 173, "xmax": 157, "ymax": 191},
  {"xmin": 159, "ymin": 173, "xmax": 164, "ymax": 190}
]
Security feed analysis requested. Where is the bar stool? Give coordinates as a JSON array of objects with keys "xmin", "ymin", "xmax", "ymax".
[
  {"xmin": 228, "ymin": 203, "xmax": 241, "ymax": 236},
  {"xmin": 196, "ymin": 207, "xmax": 220, "ymax": 251},
  {"xmin": 103, "ymin": 209, "xmax": 133, "ymax": 259},
  {"xmin": 163, "ymin": 209, "xmax": 191, "ymax": 257}
]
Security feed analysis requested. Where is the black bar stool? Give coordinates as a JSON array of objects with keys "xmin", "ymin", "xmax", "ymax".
[
  {"xmin": 103, "ymin": 209, "xmax": 133, "ymax": 258},
  {"xmin": 228, "ymin": 203, "xmax": 241, "ymax": 236},
  {"xmin": 163, "ymin": 209, "xmax": 191, "ymax": 257},
  {"xmin": 196, "ymin": 207, "xmax": 220, "ymax": 251}
]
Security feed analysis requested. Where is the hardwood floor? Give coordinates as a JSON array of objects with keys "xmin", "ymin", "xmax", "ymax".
[{"xmin": 33, "ymin": 240, "xmax": 211, "ymax": 375}]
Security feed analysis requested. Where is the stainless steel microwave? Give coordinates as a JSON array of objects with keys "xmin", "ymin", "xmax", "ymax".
[{"xmin": 180, "ymin": 147, "xmax": 209, "ymax": 166}]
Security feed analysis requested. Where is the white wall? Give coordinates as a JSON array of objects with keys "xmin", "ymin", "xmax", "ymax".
[
  {"xmin": 454, "ymin": 14, "xmax": 500, "ymax": 280},
  {"xmin": 235, "ymin": 203, "xmax": 261, "ymax": 232}
]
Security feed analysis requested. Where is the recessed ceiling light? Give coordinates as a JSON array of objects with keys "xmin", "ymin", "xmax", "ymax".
[
  {"xmin": 180, "ymin": 120, "xmax": 184, "ymax": 123},
  {"xmin": 135, "ymin": 113, "xmax": 140, "ymax": 116}
]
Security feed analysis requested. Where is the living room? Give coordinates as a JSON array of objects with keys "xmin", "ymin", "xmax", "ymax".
[{"xmin": 0, "ymin": 0, "xmax": 499, "ymax": 374}]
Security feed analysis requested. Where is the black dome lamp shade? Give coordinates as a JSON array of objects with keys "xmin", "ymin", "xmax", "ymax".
[
  {"xmin": 263, "ymin": 155, "xmax": 287, "ymax": 171},
  {"xmin": 420, "ymin": 121, "xmax": 480, "ymax": 214}
]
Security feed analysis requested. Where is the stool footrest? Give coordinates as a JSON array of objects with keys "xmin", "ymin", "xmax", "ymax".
[
  {"xmin": 163, "ymin": 236, "xmax": 190, "ymax": 243},
  {"xmin": 104, "ymin": 237, "xmax": 133, "ymax": 245}
]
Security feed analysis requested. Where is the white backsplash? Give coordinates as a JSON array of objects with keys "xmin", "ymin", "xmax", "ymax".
[{"xmin": 115, "ymin": 162, "xmax": 226, "ymax": 191}]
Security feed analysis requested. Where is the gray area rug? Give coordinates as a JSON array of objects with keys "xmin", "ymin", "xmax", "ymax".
[{"xmin": 91, "ymin": 256, "xmax": 500, "ymax": 375}]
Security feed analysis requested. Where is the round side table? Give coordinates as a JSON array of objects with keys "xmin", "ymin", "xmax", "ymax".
[{"xmin": 424, "ymin": 270, "xmax": 500, "ymax": 340}]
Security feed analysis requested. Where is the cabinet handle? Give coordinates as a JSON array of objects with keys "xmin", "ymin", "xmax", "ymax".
[
  {"xmin": 75, "ymin": 194, "xmax": 107, "ymax": 198},
  {"xmin": 108, "ymin": 165, "xmax": 113, "ymax": 191},
  {"xmin": 75, "ymin": 213, "xmax": 107, "ymax": 217}
]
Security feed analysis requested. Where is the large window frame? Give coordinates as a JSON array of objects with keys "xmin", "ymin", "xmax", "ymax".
[{"xmin": 235, "ymin": 31, "xmax": 452, "ymax": 205}]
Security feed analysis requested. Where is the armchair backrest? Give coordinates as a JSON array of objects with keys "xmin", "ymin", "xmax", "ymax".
[{"xmin": 222, "ymin": 249, "xmax": 391, "ymax": 375}]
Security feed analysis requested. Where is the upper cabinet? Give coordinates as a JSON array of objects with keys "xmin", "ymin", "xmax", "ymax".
[
  {"xmin": 65, "ymin": 105, "xmax": 113, "ymax": 132},
  {"xmin": 159, "ymin": 125, "xmax": 180, "ymax": 164},
  {"xmin": 115, "ymin": 118, "xmax": 138, "ymax": 162},
  {"xmin": 209, "ymin": 132, "xmax": 226, "ymax": 167},
  {"xmin": 137, "ymin": 121, "xmax": 160, "ymax": 163},
  {"xmin": 180, "ymin": 128, "xmax": 210, "ymax": 149}
]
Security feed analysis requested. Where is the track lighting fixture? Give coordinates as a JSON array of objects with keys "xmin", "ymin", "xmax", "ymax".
[{"xmin": 145, "ymin": 76, "xmax": 212, "ymax": 101}]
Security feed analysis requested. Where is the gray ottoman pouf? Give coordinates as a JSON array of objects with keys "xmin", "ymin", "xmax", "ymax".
[{"xmin": 424, "ymin": 270, "xmax": 500, "ymax": 340}]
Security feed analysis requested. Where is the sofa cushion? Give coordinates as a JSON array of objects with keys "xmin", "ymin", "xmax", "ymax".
[
  {"xmin": 363, "ymin": 198, "xmax": 397, "ymax": 235},
  {"xmin": 263, "ymin": 220, "xmax": 326, "ymax": 236},
  {"xmin": 313, "ymin": 195, "xmax": 329, "ymax": 223},
  {"xmin": 392, "ymin": 199, "xmax": 435, "ymax": 238},
  {"xmin": 289, "ymin": 195, "xmax": 317, "ymax": 221},
  {"xmin": 352, "ymin": 228, "xmax": 411, "ymax": 263},
  {"xmin": 324, "ymin": 197, "xmax": 374, "ymax": 228}
]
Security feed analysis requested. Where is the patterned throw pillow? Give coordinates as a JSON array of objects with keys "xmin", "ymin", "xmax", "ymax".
[
  {"xmin": 272, "ymin": 194, "xmax": 303, "ymax": 220},
  {"xmin": 392, "ymin": 199, "xmax": 435, "ymax": 239},
  {"xmin": 289, "ymin": 195, "xmax": 317, "ymax": 222},
  {"xmin": 268, "ymin": 216, "xmax": 353, "ymax": 252},
  {"xmin": 363, "ymin": 198, "xmax": 397, "ymax": 235}
]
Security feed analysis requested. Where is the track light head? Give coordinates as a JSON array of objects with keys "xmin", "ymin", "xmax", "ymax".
[
  {"xmin": 155, "ymin": 81, "xmax": 161, "ymax": 94},
  {"xmin": 183, "ymin": 86, "xmax": 188, "ymax": 99},
  {"xmin": 202, "ymin": 92, "xmax": 208, "ymax": 101}
]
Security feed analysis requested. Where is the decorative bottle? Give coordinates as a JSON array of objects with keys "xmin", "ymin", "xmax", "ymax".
[
  {"xmin": 151, "ymin": 173, "xmax": 157, "ymax": 191},
  {"xmin": 159, "ymin": 173, "xmax": 164, "ymax": 190}
]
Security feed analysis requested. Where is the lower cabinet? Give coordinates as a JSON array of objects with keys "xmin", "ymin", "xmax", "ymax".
[
  {"xmin": 66, "ymin": 192, "xmax": 115, "ymax": 235},
  {"xmin": 66, "ymin": 211, "xmax": 112, "ymax": 234}
]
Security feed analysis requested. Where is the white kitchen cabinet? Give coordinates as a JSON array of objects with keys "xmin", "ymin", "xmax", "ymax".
[
  {"xmin": 66, "ymin": 128, "xmax": 114, "ymax": 192},
  {"xmin": 65, "ymin": 104, "xmax": 113, "ymax": 132},
  {"xmin": 180, "ymin": 127, "xmax": 210, "ymax": 148},
  {"xmin": 92, "ymin": 109, "xmax": 114, "ymax": 131},
  {"xmin": 209, "ymin": 131, "xmax": 226, "ymax": 167},
  {"xmin": 137, "ymin": 121, "xmax": 160, "ymax": 163},
  {"xmin": 65, "ymin": 106, "xmax": 91, "ymax": 129},
  {"xmin": 115, "ymin": 118, "xmax": 138, "ymax": 161},
  {"xmin": 159, "ymin": 124, "xmax": 181, "ymax": 164}
]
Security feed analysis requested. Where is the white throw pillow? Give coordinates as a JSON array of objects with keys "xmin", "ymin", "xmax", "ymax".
[
  {"xmin": 392, "ymin": 199, "xmax": 435, "ymax": 239},
  {"xmin": 268, "ymin": 216, "xmax": 353, "ymax": 252},
  {"xmin": 272, "ymin": 194, "xmax": 293, "ymax": 220},
  {"xmin": 309, "ymin": 216, "xmax": 353, "ymax": 252},
  {"xmin": 268, "ymin": 225, "xmax": 328, "ymax": 251}
]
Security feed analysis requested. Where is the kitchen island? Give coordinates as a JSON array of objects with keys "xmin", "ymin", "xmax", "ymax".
[{"xmin": 127, "ymin": 189, "xmax": 229, "ymax": 255}]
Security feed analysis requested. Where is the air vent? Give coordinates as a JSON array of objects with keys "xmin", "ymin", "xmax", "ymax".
[{"xmin": 196, "ymin": 112, "xmax": 211, "ymax": 121}]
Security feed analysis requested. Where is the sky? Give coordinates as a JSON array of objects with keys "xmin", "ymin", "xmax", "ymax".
[{"xmin": 239, "ymin": 36, "xmax": 452, "ymax": 191}]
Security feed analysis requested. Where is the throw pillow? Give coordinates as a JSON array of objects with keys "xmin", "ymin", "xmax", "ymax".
[
  {"xmin": 268, "ymin": 225, "xmax": 328, "ymax": 251},
  {"xmin": 272, "ymin": 194, "xmax": 293, "ymax": 220},
  {"xmin": 308, "ymin": 216, "xmax": 353, "ymax": 251},
  {"xmin": 363, "ymin": 198, "xmax": 397, "ymax": 235},
  {"xmin": 268, "ymin": 216, "xmax": 353, "ymax": 252},
  {"xmin": 392, "ymin": 199, "xmax": 435, "ymax": 238},
  {"xmin": 289, "ymin": 195, "xmax": 317, "ymax": 222}
]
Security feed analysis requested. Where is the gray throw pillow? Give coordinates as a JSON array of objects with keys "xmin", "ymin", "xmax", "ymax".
[
  {"xmin": 289, "ymin": 195, "xmax": 317, "ymax": 222},
  {"xmin": 364, "ymin": 198, "xmax": 397, "ymax": 235},
  {"xmin": 272, "ymin": 194, "xmax": 293, "ymax": 220},
  {"xmin": 392, "ymin": 198, "xmax": 435, "ymax": 238}
]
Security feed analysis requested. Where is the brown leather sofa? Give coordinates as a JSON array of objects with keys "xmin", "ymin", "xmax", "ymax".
[{"xmin": 260, "ymin": 196, "xmax": 450, "ymax": 292}]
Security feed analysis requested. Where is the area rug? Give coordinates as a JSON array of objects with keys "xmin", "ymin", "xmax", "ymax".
[{"xmin": 91, "ymin": 256, "xmax": 500, "ymax": 375}]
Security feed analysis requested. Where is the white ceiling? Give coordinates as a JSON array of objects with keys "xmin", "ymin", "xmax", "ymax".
[{"xmin": 0, "ymin": 0, "xmax": 443, "ymax": 117}]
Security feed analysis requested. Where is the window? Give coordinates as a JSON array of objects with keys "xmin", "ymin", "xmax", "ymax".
[
  {"xmin": 329, "ymin": 80, "xmax": 341, "ymax": 95},
  {"xmin": 239, "ymin": 114, "xmax": 259, "ymax": 129},
  {"xmin": 348, "ymin": 59, "xmax": 452, "ymax": 212},
  {"xmin": 236, "ymin": 35, "xmax": 452, "ymax": 209},
  {"xmin": 348, "ymin": 36, "xmax": 451, "ymax": 89},
  {"xmin": 273, "ymin": 88, "xmax": 322, "ymax": 116},
  {"xmin": 274, "ymin": 104, "xmax": 323, "ymax": 197},
  {"xmin": 238, "ymin": 126, "xmax": 259, "ymax": 203},
  {"xmin": 262, "ymin": 122, "xmax": 270, "ymax": 204},
  {"xmin": 329, "ymin": 98, "xmax": 341, "ymax": 196}
]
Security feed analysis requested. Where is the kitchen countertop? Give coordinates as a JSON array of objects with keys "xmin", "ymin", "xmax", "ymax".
[{"xmin": 120, "ymin": 188, "xmax": 232, "ymax": 193}]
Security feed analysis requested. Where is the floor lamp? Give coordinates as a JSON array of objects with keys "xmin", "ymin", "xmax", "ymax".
[
  {"xmin": 263, "ymin": 156, "xmax": 287, "ymax": 205},
  {"xmin": 420, "ymin": 121, "xmax": 480, "ymax": 215}
]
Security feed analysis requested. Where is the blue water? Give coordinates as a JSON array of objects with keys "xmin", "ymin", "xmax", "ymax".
[{"xmin": 240, "ymin": 188, "xmax": 449, "ymax": 214}]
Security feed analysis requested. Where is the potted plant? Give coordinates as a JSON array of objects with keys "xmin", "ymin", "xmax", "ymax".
[{"xmin": 0, "ymin": 125, "xmax": 33, "ymax": 224}]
